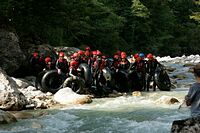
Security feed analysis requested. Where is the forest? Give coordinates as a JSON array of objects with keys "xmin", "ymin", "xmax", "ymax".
[{"xmin": 0, "ymin": 0, "xmax": 200, "ymax": 56}]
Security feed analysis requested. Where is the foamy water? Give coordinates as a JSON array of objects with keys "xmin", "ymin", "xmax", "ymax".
[{"xmin": 0, "ymin": 57, "xmax": 195, "ymax": 133}]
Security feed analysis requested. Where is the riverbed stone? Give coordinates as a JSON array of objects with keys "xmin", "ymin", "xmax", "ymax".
[
  {"xmin": 171, "ymin": 117, "xmax": 200, "ymax": 133},
  {"xmin": 0, "ymin": 110, "xmax": 17, "ymax": 124}
]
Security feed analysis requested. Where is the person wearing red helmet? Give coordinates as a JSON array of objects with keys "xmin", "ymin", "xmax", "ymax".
[
  {"xmin": 112, "ymin": 54, "xmax": 120, "ymax": 69},
  {"xmin": 130, "ymin": 54, "xmax": 147, "ymax": 91},
  {"xmin": 146, "ymin": 53, "xmax": 160, "ymax": 91},
  {"xmin": 30, "ymin": 52, "xmax": 40, "ymax": 66},
  {"xmin": 44, "ymin": 57, "xmax": 55, "ymax": 70},
  {"xmin": 61, "ymin": 59, "xmax": 85, "ymax": 93},
  {"xmin": 56, "ymin": 52, "xmax": 69, "ymax": 76},
  {"xmin": 85, "ymin": 46, "xmax": 91, "ymax": 51},
  {"xmin": 118, "ymin": 54, "xmax": 130, "ymax": 70}
]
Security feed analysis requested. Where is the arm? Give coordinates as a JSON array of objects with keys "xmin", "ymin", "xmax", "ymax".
[{"xmin": 185, "ymin": 86, "xmax": 196, "ymax": 106}]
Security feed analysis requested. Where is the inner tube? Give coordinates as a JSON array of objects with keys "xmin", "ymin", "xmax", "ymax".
[
  {"xmin": 41, "ymin": 69, "xmax": 64, "ymax": 93},
  {"xmin": 35, "ymin": 70, "xmax": 46, "ymax": 90},
  {"xmin": 102, "ymin": 67, "xmax": 112, "ymax": 81},
  {"xmin": 78, "ymin": 63, "xmax": 92, "ymax": 85},
  {"xmin": 155, "ymin": 65, "xmax": 171, "ymax": 91},
  {"xmin": 65, "ymin": 77, "xmax": 85, "ymax": 94}
]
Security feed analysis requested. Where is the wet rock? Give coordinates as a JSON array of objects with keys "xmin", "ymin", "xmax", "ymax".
[
  {"xmin": 108, "ymin": 90, "xmax": 123, "ymax": 98},
  {"xmin": 31, "ymin": 121, "xmax": 43, "ymax": 129},
  {"xmin": 0, "ymin": 68, "xmax": 28, "ymax": 111},
  {"xmin": 171, "ymin": 117, "xmax": 200, "ymax": 133},
  {"xmin": 188, "ymin": 67, "xmax": 194, "ymax": 73},
  {"xmin": 0, "ymin": 29, "xmax": 25, "ymax": 75},
  {"xmin": 183, "ymin": 63, "xmax": 195, "ymax": 67},
  {"xmin": 165, "ymin": 66, "xmax": 176, "ymax": 72},
  {"xmin": 132, "ymin": 91, "xmax": 142, "ymax": 96},
  {"xmin": 155, "ymin": 96, "xmax": 180, "ymax": 105},
  {"xmin": 54, "ymin": 87, "xmax": 92, "ymax": 105},
  {"xmin": 172, "ymin": 74, "xmax": 187, "ymax": 80},
  {"xmin": 8, "ymin": 111, "xmax": 34, "ymax": 119},
  {"xmin": 0, "ymin": 110, "xmax": 17, "ymax": 124}
]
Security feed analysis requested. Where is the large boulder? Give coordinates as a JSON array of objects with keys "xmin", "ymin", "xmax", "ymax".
[
  {"xmin": 0, "ymin": 110, "xmax": 17, "ymax": 124},
  {"xmin": 171, "ymin": 117, "xmax": 200, "ymax": 133},
  {"xmin": 54, "ymin": 87, "xmax": 92, "ymax": 105},
  {"xmin": 0, "ymin": 29, "xmax": 25, "ymax": 75},
  {"xmin": 0, "ymin": 68, "xmax": 28, "ymax": 111}
]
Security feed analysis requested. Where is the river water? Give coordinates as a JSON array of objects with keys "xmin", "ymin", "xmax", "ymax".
[{"xmin": 0, "ymin": 62, "xmax": 195, "ymax": 133}]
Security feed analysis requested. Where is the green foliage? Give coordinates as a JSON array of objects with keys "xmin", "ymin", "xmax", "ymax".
[{"xmin": 0, "ymin": 0, "xmax": 199, "ymax": 56}]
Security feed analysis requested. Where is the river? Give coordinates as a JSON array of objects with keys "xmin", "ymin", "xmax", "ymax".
[{"xmin": 0, "ymin": 62, "xmax": 194, "ymax": 133}]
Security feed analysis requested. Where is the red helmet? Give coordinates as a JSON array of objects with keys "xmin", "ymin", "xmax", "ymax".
[
  {"xmin": 114, "ymin": 54, "xmax": 119, "ymax": 59},
  {"xmin": 70, "ymin": 60, "xmax": 78, "ymax": 67},
  {"xmin": 121, "ymin": 54, "xmax": 127, "ymax": 59},
  {"xmin": 59, "ymin": 52, "xmax": 65, "ymax": 57},
  {"xmin": 85, "ymin": 46, "xmax": 91, "ymax": 51},
  {"xmin": 45, "ymin": 57, "xmax": 51, "ymax": 63},
  {"xmin": 33, "ymin": 52, "xmax": 39, "ymax": 57},
  {"xmin": 92, "ymin": 50, "xmax": 97, "ymax": 55},
  {"xmin": 121, "ymin": 52, "xmax": 126, "ymax": 56},
  {"xmin": 96, "ymin": 50, "xmax": 102, "ymax": 56},
  {"xmin": 147, "ymin": 53, "xmax": 153, "ymax": 59},
  {"xmin": 134, "ymin": 53, "xmax": 139, "ymax": 59},
  {"xmin": 73, "ymin": 52, "xmax": 80, "ymax": 57},
  {"xmin": 78, "ymin": 50, "xmax": 84, "ymax": 55},
  {"xmin": 85, "ymin": 51, "xmax": 90, "ymax": 56},
  {"xmin": 102, "ymin": 55, "xmax": 106, "ymax": 59}
]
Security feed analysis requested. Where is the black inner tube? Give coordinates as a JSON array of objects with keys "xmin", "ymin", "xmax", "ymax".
[{"xmin": 41, "ymin": 70, "xmax": 64, "ymax": 93}]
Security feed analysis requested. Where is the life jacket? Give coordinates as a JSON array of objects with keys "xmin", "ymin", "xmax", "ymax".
[
  {"xmin": 134, "ymin": 60, "xmax": 146, "ymax": 72},
  {"xmin": 56, "ymin": 58, "xmax": 68, "ymax": 73}
]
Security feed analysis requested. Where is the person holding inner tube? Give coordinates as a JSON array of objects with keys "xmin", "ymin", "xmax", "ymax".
[
  {"xmin": 62, "ymin": 60, "xmax": 85, "ymax": 93},
  {"xmin": 130, "ymin": 53, "xmax": 147, "ymax": 91},
  {"xmin": 118, "ymin": 53, "xmax": 130, "ymax": 70},
  {"xmin": 185, "ymin": 63, "xmax": 200, "ymax": 117},
  {"xmin": 44, "ymin": 57, "xmax": 55, "ymax": 70},
  {"xmin": 146, "ymin": 53, "xmax": 160, "ymax": 91},
  {"xmin": 56, "ymin": 52, "xmax": 69, "ymax": 79}
]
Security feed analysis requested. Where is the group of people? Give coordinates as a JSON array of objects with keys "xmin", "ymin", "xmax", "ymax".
[{"xmin": 29, "ymin": 46, "xmax": 161, "ymax": 93}]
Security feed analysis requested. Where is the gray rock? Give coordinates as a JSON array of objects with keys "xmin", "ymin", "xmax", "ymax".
[
  {"xmin": 171, "ymin": 117, "xmax": 200, "ymax": 133},
  {"xmin": 0, "ymin": 68, "xmax": 28, "ymax": 111},
  {"xmin": 0, "ymin": 110, "xmax": 17, "ymax": 124},
  {"xmin": 0, "ymin": 29, "xmax": 25, "ymax": 75}
]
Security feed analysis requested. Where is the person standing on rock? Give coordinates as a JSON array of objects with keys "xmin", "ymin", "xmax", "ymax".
[{"xmin": 185, "ymin": 63, "xmax": 200, "ymax": 117}]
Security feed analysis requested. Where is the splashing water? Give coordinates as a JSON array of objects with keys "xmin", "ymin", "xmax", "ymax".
[
  {"xmin": 0, "ymin": 90, "xmax": 190, "ymax": 133},
  {"xmin": 0, "ymin": 59, "xmax": 194, "ymax": 133}
]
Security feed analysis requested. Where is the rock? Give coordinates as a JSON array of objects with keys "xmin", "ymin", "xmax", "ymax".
[
  {"xmin": 172, "ymin": 74, "xmax": 187, "ymax": 80},
  {"xmin": 11, "ymin": 77, "xmax": 31, "ymax": 88},
  {"xmin": 171, "ymin": 117, "xmax": 200, "ymax": 133},
  {"xmin": 0, "ymin": 29, "xmax": 25, "ymax": 75},
  {"xmin": 188, "ymin": 67, "xmax": 194, "ymax": 73},
  {"xmin": 54, "ymin": 87, "xmax": 92, "ymax": 105},
  {"xmin": 31, "ymin": 121, "xmax": 43, "ymax": 129},
  {"xmin": 108, "ymin": 90, "xmax": 123, "ymax": 98},
  {"xmin": 0, "ymin": 68, "xmax": 28, "ymax": 111},
  {"xmin": 132, "ymin": 91, "xmax": 142, "ymax": 96},
  {"xmin": 155, "ymin": 96, "xmax": 180, "ymax": 105},
  {"xmin": 8, "ymin": 111, "xmax": 34, "ymax": 119},
  {"xmin": 165, "ymin": 66, "xmax": 176, "ymax": 72},
  {"xmin": 0, "ymin": 110, "xmax": 17, "ymax": 124},
  {"xmin": 183, "ymin": 63, "xmax": 195, "ymax": 67}
]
